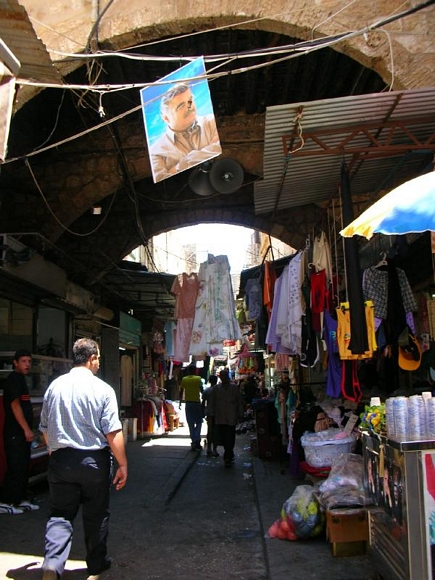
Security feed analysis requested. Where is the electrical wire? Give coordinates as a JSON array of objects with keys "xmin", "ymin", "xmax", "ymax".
[
  {"xmin": 21, "ymin": 0, "xmax": 435, "ymax": 86},
  {"xmin": 25, "ymin": 158, "xmax": 119, "ymax": 237},
  {"xmin": 311, "ymin": 0, "xmax": 360, "ymax": 39},
  {"xmin": 9, "ymin": 13, "xmax": 408, "ymax": 93},
  {"xmin": 377, "ymin": 29, "xmax": 395, "ymax": 91},
  {"xmin": 3, "ymin": 0, "xmax": 433, "ymax": 169},
  {"xmin": 31, "ymin": 90, "xmax": 66, "ymax": 152}
]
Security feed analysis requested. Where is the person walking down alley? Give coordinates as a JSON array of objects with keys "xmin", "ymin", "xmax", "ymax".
[
  {"xmin": 202, "ymin": 374, "xmax": 219, "ymax": 457},
  {"xmin": 0, "ymin": 349, "xmax": 39, "ymax": 515},
  {"xmin": 179, "ymin": 363, "xmax": 203, "ymax": 451},
  {"xmin": 180, "ymin": 364, "xmax": 203, "ymax": 451},
  {"xmin": 39, "ymin": 338, "xmax": 127, "ymax": 580},
  {"xmin": 209, "ymin": 369, "xmax": 244, "ymax": 468}
]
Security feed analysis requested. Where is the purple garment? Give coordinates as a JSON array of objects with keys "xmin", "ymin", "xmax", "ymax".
[{"xmin": 323, "ymin": 311, "xmax": 342, "ymax": 398}]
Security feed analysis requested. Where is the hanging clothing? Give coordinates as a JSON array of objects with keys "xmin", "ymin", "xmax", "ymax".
[
  {"xmin": 310, "ymin": 267, "xmax": 327, "ymax": 332},
  {"xmin": 323, "ymin": 311, "xmax": 342, "ymax": 398},
  {"xmin": 312, "ymin": 231, "xmax": 333, "ymax": 285},
  {"xmin": 173, "ymin": 319, "xmax": 194, "ymax": 364},
  {"xmin": 171, "ymin": 272, "xmax": 200, "ymax": 319},
  {"xmin": 263, "ymin": 260, "xmax": 277, "ymax": 321},
  {"xmin": 275, "ymin": 264, "xmax": 292, "ymax": 350},
  {"xmin": 265, "ymin": 273, "xmax": 286, "ymax": 353},
  {"xmin": 245, "ymin": 277, "xmax": 262, "ymax": 321},
  {"xmin": 287, "ymin": 251, "xmax": 305, "ymax": 355},
  {"xmin": 164, "ymin": 320, "xmax": 176, "ymax": 358},
  {"xmin": 171, "ymin": 272, "xmax": 200, "ymax": 363},
  {"xmin": 266, "ymin": 253, "xmax": 305, "ymax": 355},
  {"xmin": 275, "ymin": 252, "xmax": 304, "ymax": 354},
  {"xmin": 363, "ymin": 266, "xmax": 417, "ymax": 321},
  {"xmin": 340, "ymin": 161, "xmax": 369, "ymax": 354},
  {"xmin": 300, "ymin": 275, "xmax": 319, "ymax": 368},
  {"xmin": 190, "ymin": 255, "xmax": 241, "ymax": 358},
  {"xmin": 336, "ymin": 301, "xmax": 377, "ymax": 360},
  {"xmin": 341, "ymin": 360, "xmax": 362, "ymax": 403},
  {"xmin": 274, "ymin": 353, "xmax": 292, "ymax": 372}
]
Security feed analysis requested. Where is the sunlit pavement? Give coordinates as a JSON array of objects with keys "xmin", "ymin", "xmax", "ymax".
[{"xmin": 0, "ymin": 407, "xmax": 378, "ymax": 580}]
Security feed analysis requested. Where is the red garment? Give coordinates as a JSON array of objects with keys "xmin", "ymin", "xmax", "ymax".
[
  {"xmin": 310, "ymin": 269, "xmax": 327, "ymax": 332},
  {"xmin": 263, "ymin": 261, "xmax": 277, "ymax": 320},
  {"xmin": 170, "ymin": 272, "xmax": 199, "ymax": 319}
]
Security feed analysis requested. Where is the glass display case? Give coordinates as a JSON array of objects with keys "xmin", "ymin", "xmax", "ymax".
[{"xmin": 362, "ymin": 432, "xmax": 435, "ymax": 580}]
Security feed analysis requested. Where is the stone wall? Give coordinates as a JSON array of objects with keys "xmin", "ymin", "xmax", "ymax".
[{"xmin": 20, "ymin": 0, "xmax": 435, "ymax": 90}]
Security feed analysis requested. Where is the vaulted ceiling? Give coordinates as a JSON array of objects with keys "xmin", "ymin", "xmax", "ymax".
[{"xmin": 1, "ymin": 1, "xmax": 435, "ymax": 321}]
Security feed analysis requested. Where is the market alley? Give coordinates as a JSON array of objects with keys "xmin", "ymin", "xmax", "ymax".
[{"xmin": 0, "ymin": 419, "xmax": 378, "ymax": 580}]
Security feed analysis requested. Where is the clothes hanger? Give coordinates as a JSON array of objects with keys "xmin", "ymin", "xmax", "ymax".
[{"xmin": 374, "ymin": 251, "xmax": 388, "ymax": 269}]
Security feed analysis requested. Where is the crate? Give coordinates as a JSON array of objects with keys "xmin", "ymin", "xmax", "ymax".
[
  {"xmin": 326, "ymin": 508, "xmax": 368, "ymax": 557},
  {"xmin": 331, "ymin": 541, "xmax": 367, "ymax": 557},
  {"xmin": 326, "ymin": 508, "xmax": 368, "ymax": 542}
]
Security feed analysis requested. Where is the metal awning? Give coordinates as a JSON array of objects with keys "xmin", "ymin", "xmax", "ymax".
[
  {"xmin": 0, "ymin": 0, "xmax": 61, "ymax": 109},
  {"xmin": 254, "ymin": 87, "xmax": 435, "ymax": 215},
  {"xmin": 101, "ymin": 265, "xmax": 176, "ymax": 320}
]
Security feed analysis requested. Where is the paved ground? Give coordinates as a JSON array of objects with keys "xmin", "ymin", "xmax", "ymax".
[{"xmin": 0, "ymin": 410, "xmax": 380, "ymax": 580}]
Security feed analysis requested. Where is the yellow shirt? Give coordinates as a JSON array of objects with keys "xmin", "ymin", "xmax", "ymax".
[
  {"xmin": 336, "ymin": 300, "xmax": 377, "ymax": 360},
  {"xmin": 181, "ymin": 374, "xmax": 202, "ymax": 402}
]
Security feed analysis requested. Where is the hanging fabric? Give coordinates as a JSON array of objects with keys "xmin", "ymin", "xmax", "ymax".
[
  {"xmin": 323, "ymin": 310, "xmax": 342, "ymax": 398},
  {"xmin": 340, "ymin": 160, "xmax": 369, "ymax": 354},
  {"xmin": 362, "ymin": 263, "xmax": 417, "ymax": 338},
  {"xmin": 300, "ymin": 274, "xmax": 319, "ymax": 368},
  {"xmin": 341, "ymin": 360, "xmax": 362, "ymax": 403},
  {"xmin": 336, "ymin": 301, "xmax": 377, "ymax": 360},
  {"xmin": 310, "ymin": 267, "xmax": 327, "ymax": 333},
  {"xmin": 171, "ymin": 272, "xmax": 200, "ymax": 363},
  {"xmin": 263, "ymin": 260, "xmax": 277, "ymax": 321},
  {"xmin": 190, "ymin": 254, "xmax": 241, "ymax": 358},
  {"xmin": 312, "ymin": 231, "xmax": 333, "ymax": 285},
  {"xmin": 245, "ymin": 276, "xmax": 262, "ymax": 321}
]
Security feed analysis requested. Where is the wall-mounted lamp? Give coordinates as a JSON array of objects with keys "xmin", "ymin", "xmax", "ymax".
[{"xmin": 92, "ymin": 206, "xmax": 102, "ymax": 215}]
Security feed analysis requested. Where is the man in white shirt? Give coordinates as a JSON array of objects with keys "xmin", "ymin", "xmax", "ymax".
[{"xmin": 39, "ymin": 338, "xmax": 127, "ymax": 580}]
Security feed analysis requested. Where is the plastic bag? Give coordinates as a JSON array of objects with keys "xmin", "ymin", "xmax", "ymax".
[
  {"xmin": 317, "ymin": 453, "xmax": 368, "ymax": 509},
  {"xmin": 267, "ymin": 484, "xmax": 325, "ymax": 541}
]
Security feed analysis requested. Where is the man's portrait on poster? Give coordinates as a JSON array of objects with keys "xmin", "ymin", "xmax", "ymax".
[{"xmin": 141, "ymin": 58, "xmax": 222, "ymax": 184}]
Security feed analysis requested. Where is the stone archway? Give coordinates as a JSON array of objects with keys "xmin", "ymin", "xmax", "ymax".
[
  {"xmin": 2, "ymin": 1, "xmax": 434, "ymax": 294},
  {"xmin": 22, "ymin": 1, "xmax": 434, "ymax": 91}
]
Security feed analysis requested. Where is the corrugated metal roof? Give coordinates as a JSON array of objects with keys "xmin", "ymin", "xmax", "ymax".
[
  {"xmin": 254, "ymin": 87, "xmax": 435, "ymax": 215},
  {"xmin": 0, "ymin": 0, "xmax": 61, "ymax": 84}
]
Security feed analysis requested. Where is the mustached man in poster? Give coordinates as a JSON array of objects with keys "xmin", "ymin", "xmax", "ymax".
[{"xmin": 141, "ymin": 58, "xmax": 222, "ymax": 184}]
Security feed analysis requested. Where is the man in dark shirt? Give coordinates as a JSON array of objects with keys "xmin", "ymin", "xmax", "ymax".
[
  {"xmin": 209, "ymin": 369, "xmax": 244, "ymax": 467},
  {"xmin": 0, "ymin": 349, "xmax": 39, "ymax": 514}
]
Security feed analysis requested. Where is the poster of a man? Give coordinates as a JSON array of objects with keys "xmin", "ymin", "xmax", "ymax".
[{"xmin": 140, "ymin": 57, "xmax": 222, "ymax": 184}]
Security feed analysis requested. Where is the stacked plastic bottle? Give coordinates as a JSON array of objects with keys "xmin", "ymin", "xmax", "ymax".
[
  {"xmin": 426, "ymin": 394, "xmax": 435, "ymax": 439},
  {"xmin": 385, "ymin": 392, "xmax": 433, "ymax": 440}
]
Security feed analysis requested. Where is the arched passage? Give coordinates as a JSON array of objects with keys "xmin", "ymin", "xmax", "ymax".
[{"xmin": 1, "ymin": 1, "xmax": 434, "ymax": 305}]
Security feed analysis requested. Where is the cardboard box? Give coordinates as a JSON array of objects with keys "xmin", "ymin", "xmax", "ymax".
[
  {"xmin": 331, "ymin": 540, "xmax": 367, "ymax": 557},
  {"xmin": 326, "ymin": 508, "xmax": 368, "ymax": 543}
]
